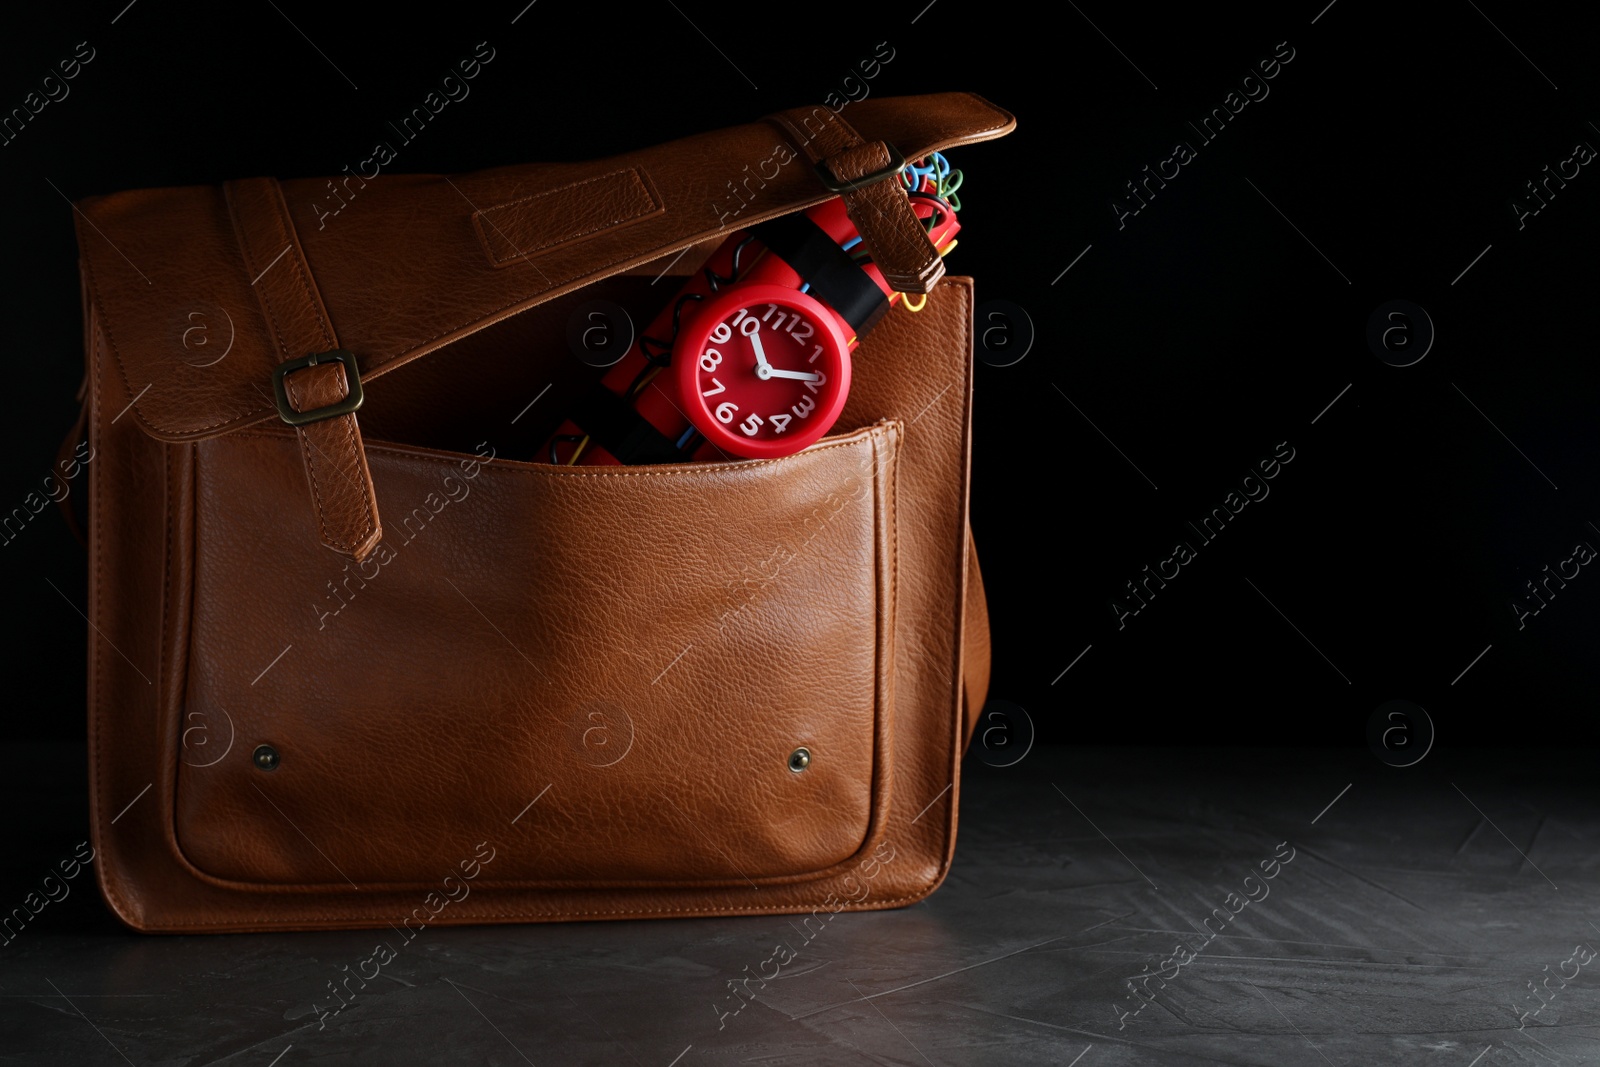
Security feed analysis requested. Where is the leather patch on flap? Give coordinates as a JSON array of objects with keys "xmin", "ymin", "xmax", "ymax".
[{"xmin": 472, "ymin": 167, "xmax": 664, "ymax": 267}]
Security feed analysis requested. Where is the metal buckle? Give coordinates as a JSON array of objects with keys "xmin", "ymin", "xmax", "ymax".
[
  {"xmin": 814, "ymin": 142, "xmax": 907, "ymax": 194},
  {"xmin": 271, "ymin": 350, "xmax": 364, "ymax": 427}
]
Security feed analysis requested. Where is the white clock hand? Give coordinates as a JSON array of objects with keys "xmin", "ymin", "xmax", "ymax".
[
  {"xmin": 765, "ymin": 368, "xmax": 822, "ymax": 382},
  {"xmin": 748, "ymin": 331, "xmax": 772, "ymax": 379}
]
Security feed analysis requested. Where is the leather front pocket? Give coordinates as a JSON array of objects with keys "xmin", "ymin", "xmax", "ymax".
[{"xmin": 173, "ymin": 422, "xmax": 898, "ymax": 890}]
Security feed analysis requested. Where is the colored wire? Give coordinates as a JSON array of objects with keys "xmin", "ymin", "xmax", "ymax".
[
  {"xmin": 913, "ymin": 152, "xmax": 961, "ymax": 212},
  {"xmin": 899, "ymin": 154, "xmax": 963, "ymax": 208},
  {"xmin": 636, "ymin": 293, "xmax": 703, "ymax": 369},
  {"xmin": 630, "ymin": 233, "xmax": 762, "ymax": 398},
  {"xmin": 906, "ymin": 192, "xmax": 954, "ymax": 231},
  {"xmin": 899, "ymin": 159, "xmax": 936, "ymax": 192},
  {"xmin": 705, "ymin": 234, "xmax": 760, "ymax": 293},
  {"xmin": 550, "ymin": 433, "xmax": 588, "ymax": 464}
]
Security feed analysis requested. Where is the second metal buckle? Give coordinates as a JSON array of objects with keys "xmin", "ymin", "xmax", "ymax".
[{"xmin": 271, "ymin": 350, "xmax": 364, "ymax": 427}]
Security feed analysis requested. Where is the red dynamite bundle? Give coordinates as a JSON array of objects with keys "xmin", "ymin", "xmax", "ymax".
[{"xmin": 542, "ymin": 153, "xmax": 964, "ymax": 465}]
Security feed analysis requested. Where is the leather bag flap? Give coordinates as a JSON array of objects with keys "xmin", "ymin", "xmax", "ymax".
[{"xmin": 72, "ymin": 92, "xmax": 1015, "ymax": 442}]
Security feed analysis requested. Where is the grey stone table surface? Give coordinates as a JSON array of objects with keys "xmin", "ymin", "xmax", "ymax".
[{"xmin": 3, "ymin": 741, "xmax": 1597, "ymax": 1066}]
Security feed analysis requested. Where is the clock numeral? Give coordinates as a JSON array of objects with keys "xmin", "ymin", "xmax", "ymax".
[
  {"xmin": 754, "ymin": 305, "xmax": 816, "ymax": 342},
  {"xmin": 715, "ymin": 401, "xmax": 738, "ymax": 423},
  {"xmin": 792, "ymin": 395, "xmax": 815, "ymax": 418},
  {"xmin": 700, "ymin": 377, "xmax": 726, "ymax": 398},
  {"xmin": 739, "ymin": 316, "xmax": 760, "ymax": 337},
  {"xmin": 739, "ymin": 413, "xmax": 765, "ymax": 436},
  {"xmin": 700, "ymin": 348, "xmax": 723, "ymax": 372},
  {"xmin": 710, "ymin": 321, "xmax": 732, "ymax": 344},
  {"xmin": 803, "ymin": 370, "xmax": 827, "ymax": 394},
  {"xmin": 729, "ymin": 309, "xmax": 749, "ymax": 329},
  {"xmin": 807, "ymin": 343, "xmax": 823, "ymax": 364},
  {"xmin": 769, "ymin": 413, "xmax": 792, "ymax": 434}
]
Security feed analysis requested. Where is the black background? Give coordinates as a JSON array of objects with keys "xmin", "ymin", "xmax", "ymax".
[{"xmin": 2, "ymin": 1, "xmax": 1596, "ymax": 749}]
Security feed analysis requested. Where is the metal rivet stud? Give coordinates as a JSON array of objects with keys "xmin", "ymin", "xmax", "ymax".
[
  {"xmin": 788, "ymin": 747, "xmax": 811, "ymax": 773},
  {"xmin": 253, "ymin": 744, "xmax": 280, "ymax": 771}
]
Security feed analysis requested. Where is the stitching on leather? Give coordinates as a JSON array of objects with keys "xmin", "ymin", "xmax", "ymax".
[
  {"xmin": 163, "ymin": 443, "xmax": 204, "ymax": 883},
  {"xmin": 474, "ymin": 168, "xmax": 663, "ymax": 264},
  {"xmin": 269, "ymin": 180, "xmax": 336, "ymax": 353},
  {"xmin": 281, "ymin": 384, "xmax": 335, "ymax": 550},
  {"xmin": 336, "ymin": 411, "xmax": 377, "ymax": 541},
  {"xmin": 937, "ymin": 281, "xmax": 975, "ymax": 849},
  {"xmin": 291, "ymin": 407, "xmax": 379, "ymax": 546},
  {"xmin": 89, "ymin": 319, "xmax": 115, "ymax": 915},
  {"xmin": 85, "ymin": 321, "xmax": 153, "ymax": 930},
  {"xmin": 79, "ymin": 246, "xmax": 176, "ymax": 439},
  {"xmin": 843, "ymin": 164, "xmax": 937, "ymax": 283},
  {"xmin": 875, "ymin": 422, "xmax": 900, "ymax": 861},
  {"xmin": 887, "ymin": 426, "xmax": 900, "ymax": 747},
  {"xmin": 215, "ymin": 233, "xmax": 702, "ymax": 423},
  {"xmin": 952, "ymin": 92, "xmax": 1014, "ymax": 139},
  {"xmin": 226, "ymin": 183, "xmax": 292, "ymax": 364},
  {"xmin": 163, "ymin": 424, "xmax": 899, "ymax": 901},
  {"xmin": 101, "ymin": 102, "xmax": 1012, "ymax": 437},
  {"xmin": 854, "ymin": 186, "xmax": 939, "ymax": 286},
  {"xmin": 771, "ymin": 109, "xmax": 940, "ymax": 288},
  {"xmin": 256, "ymin": 181, "xmax": 353, "ymax": 550},
  {"xmin": 298, "ymin": 428, "xmax": 338, "ymax": 547},
  {"xmin": 230, "ymin": 183, "xmax": 340, "ymax": 548},
  {"xmin": 832, "ymin": 141, "xmax": 890, "ymax": 181},
  {"xmin": 231, "ymin": 179, "xmax": 369, "ymax": 552},
  {"xmin": 772, "ymin": 107, "xmax": 865, "ymax": 165},
  {"xmin": 388, "ymin": 240, "xmax": 692, "ymax": 351},
  {"xmin": 127, "ymin": 889, "xmax": 946, "ymax": 928},
  {"xmin": 158, "ymin": 445, "xmax": 172, "ymax": 747},
  {"xmin": 230, "ymin": 426, "xmax": 886, "ymax": 475}
]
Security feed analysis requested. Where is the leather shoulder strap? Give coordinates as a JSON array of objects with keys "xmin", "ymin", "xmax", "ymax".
[
  {"xmin": 223, "ymin": 177, "xmax": 383, "ymax": 560},
  {"xmin": 768, "ymin": 106, "xmax": 946, "ymax": 295}
]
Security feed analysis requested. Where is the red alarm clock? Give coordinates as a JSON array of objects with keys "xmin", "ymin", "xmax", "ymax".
[{"xmin": 673, "ymin": 284, "xmax": 852, "ymax": 459}]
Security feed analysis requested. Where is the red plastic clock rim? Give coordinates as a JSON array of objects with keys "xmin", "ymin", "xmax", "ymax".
[{"xmin": 673, "ymin": 282, "xmax": 853, "ymax": 459}]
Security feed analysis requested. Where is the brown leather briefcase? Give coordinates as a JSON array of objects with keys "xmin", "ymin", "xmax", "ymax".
[{"xmin": 68, "ymin": 92, "xmax": 1013, "ymax": 932}]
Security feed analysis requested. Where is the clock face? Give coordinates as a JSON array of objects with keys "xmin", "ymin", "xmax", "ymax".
[{"xmin": 674, "ymin": 283, "xmax": 852, "ymax": 459}]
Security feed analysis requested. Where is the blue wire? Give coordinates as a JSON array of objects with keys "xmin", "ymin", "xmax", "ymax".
[
  {"xmin": 840, "ymin": 235, "xmax": 863, "ymax": 252},
  {"xmin": 896, "ymin": 152, "xmax": 963, "ymax": 215},
  {"xmin": 900, "ymin": 159, "xmax": 935, "ymax": 190}
]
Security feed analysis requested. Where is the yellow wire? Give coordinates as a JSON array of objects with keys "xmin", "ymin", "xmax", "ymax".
[
  {"xmin": 565, "ymin": 435, "xmax": 591, "ymax": 465},
  {"xmin": 627, "ymin": 364, "xmax": 664, "ymax": 398},
  {"xmin": 895, "ymin": 238, "xmax": 959, "ymax": 314}
]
